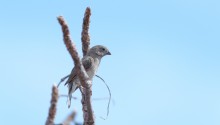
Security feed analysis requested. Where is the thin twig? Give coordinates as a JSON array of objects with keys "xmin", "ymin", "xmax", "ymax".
[
  {"xmin": 95, "ymin": 75, "xmax": 111, "ymax": 120},
  {"xmin": 45, "ymin": 85, "xmax": 59, "ymax": 125},
  {"xmin": 59, "ymin": 94, "xmax": 111, "ymax": 101},
  {"xmin": 81, "ymin": 7, "xmax": 91, "ymax": 56},
  {"xmin": 59, "ymin": 94, "xmax": 78, "ymax": 100}
]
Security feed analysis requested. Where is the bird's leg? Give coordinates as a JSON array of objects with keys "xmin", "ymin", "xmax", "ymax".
[
  {"xmin": 67, "ymin": 83, "xmax": 73, "ymax": 108},
  {"xmin": 67, "ymin": 94, "xmax": 72, "ymax": 108}
]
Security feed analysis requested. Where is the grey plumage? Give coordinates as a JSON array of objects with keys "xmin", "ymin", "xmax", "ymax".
[{"xmin": 65, "ymin": 45, "xmax": 111, "ymax": 108}]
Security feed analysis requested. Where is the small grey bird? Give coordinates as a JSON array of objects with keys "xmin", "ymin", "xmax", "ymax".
[{"xmin": 65, "ymin": 45, "xmax": 111, "ymax": 108}]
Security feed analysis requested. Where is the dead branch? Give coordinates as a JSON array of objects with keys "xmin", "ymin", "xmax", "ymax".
[
  {"xmin": 81, "ymin": 7, "xmax": 91, "ymax": 56},
  {"xmin": 57, "ymin": 16, "xmax": 95, "ymax": 125},
  {"xmin": 57, "ymin": 16, "xmax": 89, "ymax": 88},
  {"xmin": 45, "ymin": 85, "xmax": 59, "ymax": 125}
]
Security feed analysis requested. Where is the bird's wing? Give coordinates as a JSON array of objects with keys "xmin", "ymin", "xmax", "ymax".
[
  {"xmin": 82, "ymin": 56, "xmax": 93, "ymax": 70},
  {"xmin": 65, "ymin": 56, "xmax": 93, "ymax": 85},
  {"xmin": 65, "ymin": 67, "xmax": 77, "ymax": 85}
]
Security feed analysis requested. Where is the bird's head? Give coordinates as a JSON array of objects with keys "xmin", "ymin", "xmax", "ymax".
[{"xmin": 88, "ymin": 45, "xmax": 111, "ymax": 58}]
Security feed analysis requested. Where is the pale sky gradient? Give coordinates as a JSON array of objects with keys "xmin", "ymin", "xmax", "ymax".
[{"xmin": 0, "ymin": 0, "xmax": 220, "ymax": 125}]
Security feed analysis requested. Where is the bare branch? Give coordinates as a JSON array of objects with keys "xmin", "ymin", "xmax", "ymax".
[
  {"xmin": 81, "ymin": 7, "xmax": 91, "ymax": 56},
  {"xmin": 57, "ymin": 16, "xmax": 81, "ymax": 67},
  {"xmin": 45, "ymin": 85, "xmax": 59, "ymax": 125},
  {"xmin": 59, "ymin": 94, "xmax": 78, "ymax": 100},
  {"xmin": 57, "ymin": 16, "xmax": 90, "ymax": 88},
  {"xmin": 57, "ymin": 15, "xmax": 95, "ymax": 125},
  {"xmin": 59, "ymin": 94, "xmax": 111, "ymax": 101}
]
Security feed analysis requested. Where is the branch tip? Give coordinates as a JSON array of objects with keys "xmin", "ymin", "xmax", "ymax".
[
  {"xmin": 45, "ymin": 85, "xmax": 59, "ymax": 125},
  {"xmin": 81, "ymin": 7, "xmax": 91, "ymax": 56}
]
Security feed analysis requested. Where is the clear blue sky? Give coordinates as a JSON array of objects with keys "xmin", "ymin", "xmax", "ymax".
[{"xmin": 0, "ymin": 0, "xmax": 220, "ymax": 125}]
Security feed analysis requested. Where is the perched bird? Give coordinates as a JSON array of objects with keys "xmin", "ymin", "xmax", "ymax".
[{"xmin": 65, "ymin": 45, "xmax": 111, "ymax": 108}]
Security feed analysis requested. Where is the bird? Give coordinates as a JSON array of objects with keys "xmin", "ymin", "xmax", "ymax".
[{"xmin": 65, "ymin": 45, "xmax": 111, "ymax": 108}]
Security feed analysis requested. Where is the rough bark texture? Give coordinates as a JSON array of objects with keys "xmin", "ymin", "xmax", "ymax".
[
  {"xmin": 57, "ymin": 15, "xmax": 95, "ymax": 125},
  {"xmin": 81, "ymin": 7, "xmax": 91, "ymax": 56},
  {"xmin": 45, "ymin": 85, "xmax": 59, "ymax": 125}
]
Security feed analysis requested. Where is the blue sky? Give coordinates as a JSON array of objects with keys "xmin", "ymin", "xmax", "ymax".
[{"xmin": 0, "ymin": 0, "xmax": 220, "ymax": 125}]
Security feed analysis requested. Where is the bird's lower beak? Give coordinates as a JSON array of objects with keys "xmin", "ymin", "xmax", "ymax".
[{"xmin": 106, "ymin": 51, "xmax": 111, "ymax": 55}]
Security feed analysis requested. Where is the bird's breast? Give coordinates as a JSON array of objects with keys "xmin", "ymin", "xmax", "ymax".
[{"xmin": 86, "ymin": 58, "xmax": 100, "ymax": 79}]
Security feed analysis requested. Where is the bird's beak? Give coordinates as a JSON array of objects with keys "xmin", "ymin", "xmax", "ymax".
[{"xmin": 106, "ymin": 51, "xmax": 111, "ymax": 55}]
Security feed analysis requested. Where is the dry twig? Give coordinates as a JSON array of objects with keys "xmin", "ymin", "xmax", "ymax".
[
  {"xmin": 45, "ymin": 85, "xmax": 59, "ymax": 125},
  {"xmin": 81, "ymin": 7, "xmax": 91, "ymax": 56},
  {"xmin": 95, "ymin": 75, "xmax": 111, "ymax": 120}
]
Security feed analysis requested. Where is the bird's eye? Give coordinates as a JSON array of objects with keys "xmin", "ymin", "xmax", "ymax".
[{"xmin": 102, "ymin": 48, "xmax": 106, "ymax": 51}]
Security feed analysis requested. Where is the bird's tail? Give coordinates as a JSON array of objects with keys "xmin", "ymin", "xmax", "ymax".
[
  {"xmin": 67, "ymin": 93, "xmax": 72, "ymax": 108},
  {"xmin": 67, "ymin": 83, "xmax": 78, "ymax": 108}
]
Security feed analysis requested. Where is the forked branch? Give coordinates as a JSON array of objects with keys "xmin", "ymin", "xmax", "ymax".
[
  {"xmin": 57, "ymin": 16, "xmax": 89, "ymax": 88},
  {"xmin": 57, "ymin": 16, "xmax": 95, "ymax": 125}
]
